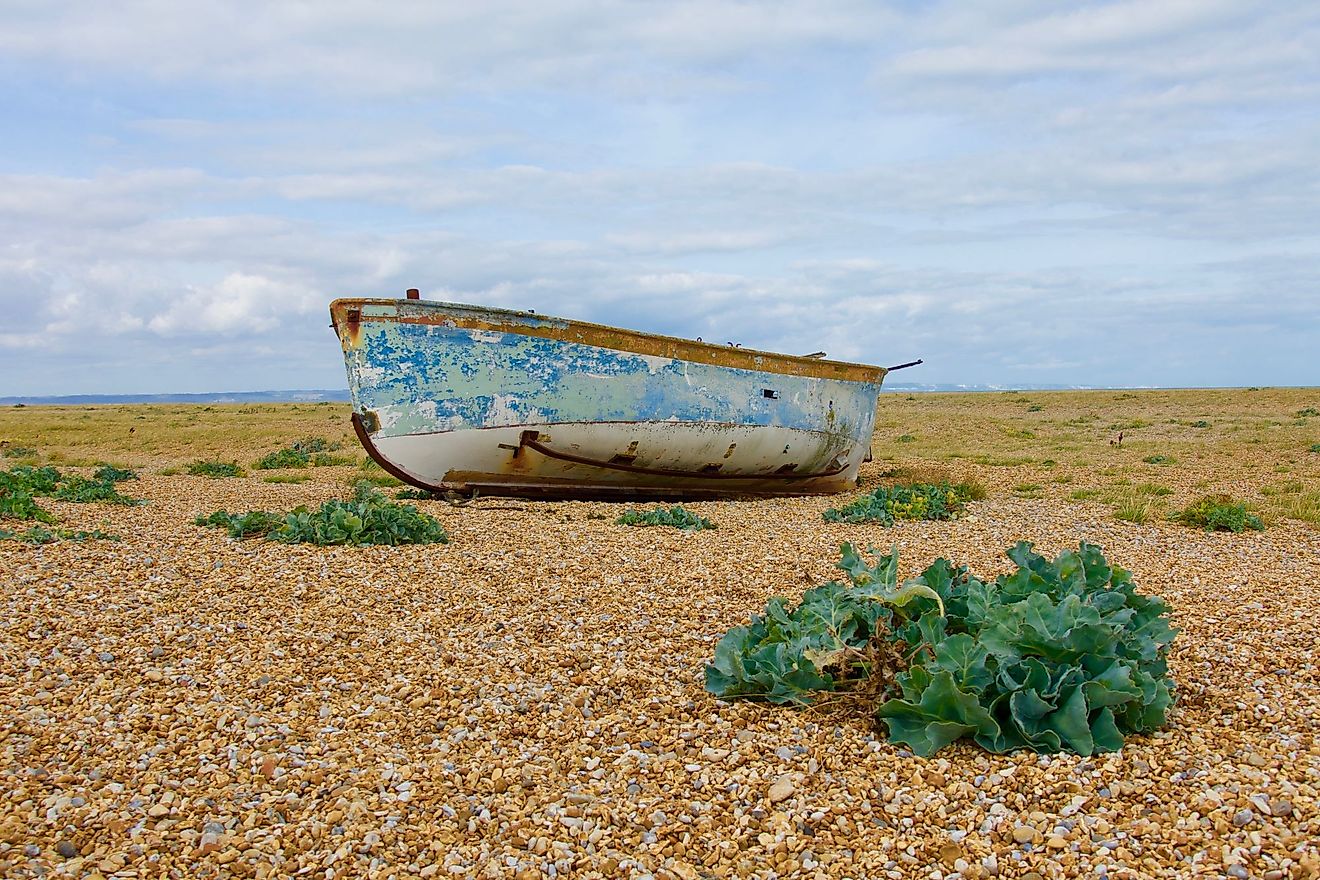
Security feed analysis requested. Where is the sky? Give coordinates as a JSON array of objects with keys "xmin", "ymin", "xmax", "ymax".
[{"xmin": 2, "ymin": 0, "xmax": 1318, "ymax": 395}]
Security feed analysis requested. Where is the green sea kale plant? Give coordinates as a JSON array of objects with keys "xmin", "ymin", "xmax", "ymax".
[
  {"xmin": 196, "ymin": 482, "xmax": 448, "ymax": 546},
  {"xmin": 187, "ymin": 459, "xmax": 243, "ymax": 478},
  {"xmin": 617, "ymin": 505, "xmax": 716, "ymax": 531},
  {"xmin": 823, "ymin": 482, "xmax": 982, "ymax": 525},
  {"xmin": 706, "ymin": 541, "xmax": 1177, "ymax": 756},
  {"xmin": 1, "ymin": 465, "xmax": 142, "ymax": 520},
  {"xmin": 1172, "ymin": 495, "xmax": 1264, "ymax": 533}
]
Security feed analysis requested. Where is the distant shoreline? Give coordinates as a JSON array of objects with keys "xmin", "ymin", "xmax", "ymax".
[{"xmin": 2, "ymin": 384, "xmax": 1314, "ymax": 406}]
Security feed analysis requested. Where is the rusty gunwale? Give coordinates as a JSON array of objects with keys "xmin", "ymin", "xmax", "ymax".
[{"xmin": 331, "ymin": 298, "xmax": 886, "ymax": 384}]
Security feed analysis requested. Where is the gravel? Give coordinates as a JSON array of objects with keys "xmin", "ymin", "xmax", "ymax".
[{"xmin": 2, "ymin": 436, "xmax": 1319, "ymax": 879}]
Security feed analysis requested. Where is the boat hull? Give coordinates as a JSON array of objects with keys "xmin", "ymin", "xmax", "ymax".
[{"xmin": 332, "ymin": 299, "xmax": 887, "ymax": 498}]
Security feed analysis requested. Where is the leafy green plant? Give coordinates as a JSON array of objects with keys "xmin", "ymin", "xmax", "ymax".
[
  {"xmin": 707, "ymin": 542, "xmax": 1178, "ymax": 757},
  {"xmin": 896, "ymin": 434, "xmax": 917, "ymax": 443},
  {"xmin": 1189, "ymin": 420, "xmax": 1210, "ymax": 428},
  {"xmin": 196, "ymin": 482, "xmax": 448, "ymax": 545},
  {"xmin": 1296, "ymin": 407, "xmax": 1319, "ymax": 418},
  {"xmin": 93, "ymin": 464, "xmax": 138, "ymax": 482},
  {"xmin": 395, "ymin": 488, "xmax": 438, "ymax": 500},
  {"xmin": 188, "ymin": 460, "xmax": 243, "ymax": 478},
  {"xmin": 2, "ymin": 465, "xmax": 141, "ymax": 518},
  {"xmin": 6, "ymin": 465, "xmax": 61, "ymax": 494},
  {"xmin": 0, "ymin": 468, "xmax": 55, "ymax": 522},
  {"xmin": 194, "ymin": 509, "xmax": 285, "ymax": 539},
  {"xmin": 0, "ymin": 526, "xmax": 120, "ymax": 544},
  {"xmin": 291, "ymin": 437, "xmax": 341, "ymax": 454},
  {"xmin": 53, "ymin": 475, "xmax": 141, "ymax": 505},
  {"xmin": 254, "ymin": 448, "xmax": 311, "ymax": 469},
  {"xmin": 617, "ymin": 505, "xmax": 716, "ymax": 531},
  {"xmin": 1026, "ymin": 405, "xmax": 1043, "ymax": 413},
  {"xmin": 877, "ymin": 542, "xmax": 1176, "ymax": 756},
  {"xmin": 704, "ymin": 545, "xmax": 941, "ymax": 704},
  {"xmin": 1172, "ymin": 495, "xmax": 1264, "ymax": 532},
  {"xmin": 1142, "ymin": 455, "xmax": 1175, "ymax": 465},
  {"xmin": 1310, "ymin": 443, "xmax": 1320, "ymax": 454},
  {"xmin": 823, "ymin": 482, "xmax": 981, "ymax": 525}
]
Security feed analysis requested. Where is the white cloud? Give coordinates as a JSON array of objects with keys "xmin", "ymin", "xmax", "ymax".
[
  {"xmin": 146, "ymin": 272, "xmax": 320, "ymax": 336},
  {"xmin": 0, "ymin": 0, "xmax": 895, "ymax": 96},
  {"xmin": 0, "ymin": 1, "xmax": 1317, "ymax": 394}
]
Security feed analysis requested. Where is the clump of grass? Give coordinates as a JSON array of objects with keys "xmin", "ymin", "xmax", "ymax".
[
  {"xmin": 970, "ymin": 454, "xmax": 1035, "ymax": 467},
  {"xmin": 1142, "ymin": 455, "xmax": 1175, "ymax": 465},
  {"xmin": 311, "ymin": 452, "xmax": 356, "ymax": 466},
  {"xmin": 1026, "ymin": 404, "xmax": 1043, "ymax": 412},
  {"xmin": 617, "ymin": 505, "xmax": 716, "ymax": 531},
  {"xmin": 896, "ymin": 434, "xmax": 917, "ymax": 443},
  {"xmin": 352, "ymin": 471, "xmax": 402, "ymax": 488},
  {"xmin": 1309, "ymin": 443, "xmax": 1320, "ymax": 454},
  {"xmin": 1264, "ymin": 488, "xmax": 1320, "ymax": 527},
  {"xmin": 1113, "ymin": 497, "xmax": 1151, "ymax": 523},
  {"xmin": 188, "ymin": 460, "xmax": 243, "ymax": 478},
  {"xmin": 1135, "ymin": 483, "xmax": 1172, "ymax": 496},
  {"xmin": 196, "ymin": 482, "xmax": 447, "ymax": 545},
  {"xmin": 1172, "ymin": 495, "xmax": 1264, "ymax": 532},
  {"xmin": 1012, "ymin": 483, "xmax": 1043, "ymax": 499},
  {"xmin": 1296, "ymin": 407, "xmax": 1319, "ymax": 418},
  {"xmin": 2, "ymin": 445, "xmax": 37, "ymax": 458},
  {"xmin": 254, "ymin": 448, "xmax": 311, "ymax": 470},
  {"xmin": 352, "ymin": 458, "xmax": 401, "ymax": 487},
  {"xmin": 93, "ymin": 464, "xmax": 138, "ymax": 482},
  {"xmin": 824, "ymin": 482, "xmax": 981, "ymax": 525},
  {"xmin": 1189, "ymin": 420, "xmax": 1211, "ymax": 428}
]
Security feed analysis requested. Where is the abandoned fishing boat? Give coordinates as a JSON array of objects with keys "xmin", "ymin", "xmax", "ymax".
[{"xmin": 330, "ymin": 291, "xmax": 908, "ymax": 499}]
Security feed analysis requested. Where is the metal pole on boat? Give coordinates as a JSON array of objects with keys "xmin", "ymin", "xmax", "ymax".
[{"xmin": 886, "ymin": 358, "xmax": 924, "ymax": 371}]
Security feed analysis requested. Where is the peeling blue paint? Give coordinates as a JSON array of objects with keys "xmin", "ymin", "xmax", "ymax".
[{"xmin": 344, "ymin": 319, "xmax": 882, "ymax": 440}]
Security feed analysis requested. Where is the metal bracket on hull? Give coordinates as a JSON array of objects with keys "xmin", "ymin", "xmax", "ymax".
[
  {"xmin": 351, "ymin": 411, "xmax": 439, "ymax": 493},
  {"xmin": 515, "ymin": 430, "xmax": 849, "ymax": 481}
]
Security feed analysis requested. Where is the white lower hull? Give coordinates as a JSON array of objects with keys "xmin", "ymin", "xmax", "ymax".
[{"xmin": 367, "ymin": 420, "xmax": 866, "ymax": 498}]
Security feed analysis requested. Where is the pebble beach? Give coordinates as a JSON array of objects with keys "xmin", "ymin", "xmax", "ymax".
[{"xmin": 2, "ymin": 391, "xmax": 1318, "ymax": 879}]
